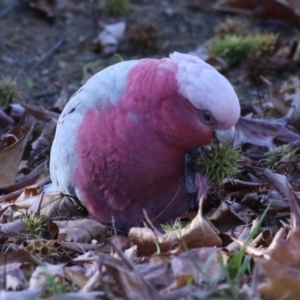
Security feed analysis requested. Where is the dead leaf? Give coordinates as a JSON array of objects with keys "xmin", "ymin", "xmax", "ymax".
[
  {"xmin": 214, "ymin": 0, "xmax": 300, "ymax": 26},
  {"xmin": 14, "ymin": 191, "xmax": 85, "ymax": 219},
  {"xmin": 54, "ymin": 219, "xmax": 106, "ymax": 242},
  {"xmin": 234, "ymin": 117, "xmax": 300, "ymax": 150},
  {"xmin": 259, "ymin": 229, "xmax": 300, "ymax": 300},
  {"xmin": 30, "ymin": 118, "xmax": 56, "ymax": 165},
  {"xmin": 129, "ymin": 202, "xmax": 222, "ymax": 256},
  {"xmin": 101, "ymin": 253, "xmax": 161, "ymax": 300},
  {"xmin": 64, "ymin": 267, "xmax": 89, "ymax": 288},
  {"xmin": 0, "ymin": 125, "xmax": 32, "ymax": 188},
  {"xmin": 93, "ymin": 22, "xmax": 126, "ymax": 55},
  {"xmin": 170, "ymin": 248, "xmax": 225, "ymax": 285},
  {"xmin": 22, "ymin": 103, "xmax": 60, "ymax": 121},
  {"xmin": 209, "ymin": 201, "xmax": 246, "ymax": 232}
]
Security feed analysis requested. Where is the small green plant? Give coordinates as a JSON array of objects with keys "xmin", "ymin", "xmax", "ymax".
[
  {"xmin": 21, "ymin": 212, "xmax": 49, "ymax": 236},
  {"xmin": 42, "ymin": 271, "xmax": 65, "ymax": 297},
  {"xmin": 161, "ymin": 218, "xmax": 185, "ymax": 233},
  {"xmin": 228, "ymin": 204, "xmax": 270, "ymax": 280},
  {"xmin": 0, "ymin": 76, "xmax": 19, "ymax": 105},
  {"xmin": 195, "ymin": 145, "xmax": 241, "ymax": 187},
  {"xmin": 209, "ymin": 33, "xmax": 277, "ymax": 66},
  {"xmin": 261, "ymin": 145, "xmax": 299, "ymax": 169},
  {"xmin": 104, "ymin": 0, "xmax": 130, "ymax": 16}
]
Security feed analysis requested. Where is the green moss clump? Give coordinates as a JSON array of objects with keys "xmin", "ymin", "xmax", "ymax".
[
  {"xmin": 195, "ymin": 145, "xmax": 241, "ymax": 187},
  {"xmin": 0, "ymin": 76, "xmax": 19, "ymax": 105},
  {"xmin": 261, "ymin": 145, "xmax": 299, "ymax": 169},
  {"xmin": 104, "ymin": 0, "xmax": 130, "ymax": 16},
  {"xmin": 209, "ymin": 33, "xmax": 278, "ymax": 66}
]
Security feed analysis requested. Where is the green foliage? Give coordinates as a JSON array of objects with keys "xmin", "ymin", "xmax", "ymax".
[
  {"xmin": 42, "ymin": 271, "xmax": 65, "ymax": 297},
  {"xmin": 209, "ymin": 33, "xmax": 278, "ymax": 66},
  {"xmin": 261, "ymin": 145, "xmax": 299, "ymax": 169},
  {"xmin": 228, "ymin": 204, "xmax": 270, "ymax": 280},
  {"xmin": 0, "ymin": 76, "xmax": 19, "ymax": 105},
  {"xmin": 161, "ymin": 218, "xmax": 184, "ymax": 232},
  {"xmin": 21, "ymin": 213, "xmax": 49, "ymax": 236},
  {"xmin": 104, "ymin": 0, "xmax": 130, "ymax": 16},
  {"xmin": 195, "ymin": 145, "xmax": 241, "ymax": 187}
]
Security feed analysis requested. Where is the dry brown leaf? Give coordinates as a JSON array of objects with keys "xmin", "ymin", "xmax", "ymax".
[
  {"xmin": 22, "ymin": 103, "xmax": 60, "ymax": 121},
  {"xmin": 64, "ymin": 267, "xmax": 89, "ymax": 288},
  {"xmin": 129, "ymin": 203, "xmax": 222, "ymax": 256},
  {"xmin": 209, "ymin": 201, "xmax": 246, "ymax": 232},
  {"xmin": 259, "ymin": 229, "xmax": 300, "ymax": 300},
  {"xmin": 14, "ymin": 191, "xmax": 85, "ymax": 219},
  {"xmin": 234, "ymin": 117, "xmax": 300, "ymax": 150},
  {"xmin": 170, "ymin": 247, "xmax": 225, "ymax": 285},
  {"xmin": 30, "ymin": 118, "xmax": 56, "ymax": 164},
  {"xmin": 54, "ymin": 219, "xmax": 106, "ymax": 242},
  {"xmin": 0, "ymin": 125, "xmax": 32, "ymax": 188},
  {"xmin": 214, "ymin": 0, "xmax": 300, "ymax": 26},
  {"xmin": 101, "ymin": 253, "xmax": 161, "ymax": 300}
]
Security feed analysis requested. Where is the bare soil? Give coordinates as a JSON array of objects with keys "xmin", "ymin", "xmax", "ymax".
[{"xmin": 0, "ymin": 0, "xmax": 297, "ymax": 108}]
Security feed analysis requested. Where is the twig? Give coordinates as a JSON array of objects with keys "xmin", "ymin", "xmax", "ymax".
[{"xmin": 32, "ymin": 38, "xmax": 65, "ymax": 70}]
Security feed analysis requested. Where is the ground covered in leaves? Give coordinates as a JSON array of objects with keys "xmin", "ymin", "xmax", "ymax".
[{"xmin": 1, "ymin": 0, "xmax": 300, "ymax": 299}]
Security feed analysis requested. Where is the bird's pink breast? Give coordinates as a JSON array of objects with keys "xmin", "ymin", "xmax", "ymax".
[{"xmin": 72, "ymin": 59, "xmax": 209, "ymax": 228}]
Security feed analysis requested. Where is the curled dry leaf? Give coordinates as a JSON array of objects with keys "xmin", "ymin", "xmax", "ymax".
[
  {"xmin": 234, "ymin": 117, "xmax": 300, "ymax": 150},
  {"xmin": 64, "ymin": 267, "xmax": 89, "ymax": 289},
  {"xmin": 93, "ymin": 22, "xmax": 126, "ymax": 55},
  {"xmin": 54, "ymin": 219, "xmax": 106, "ymax": 242},
  {"xmin": 30, "ymin": 118, "xmax": 56, "ymax": 165},
  {"xmin": 209, "ymin": 201, "xmax": 246, "ymax": 232},
  {"xmin": 129, "ymin": 203, "xmax": 222, "ymax": 256},
  {"xmin": 22, "ymin": 103, "xmax": 60, "ymax": 121},
  {"xmin": 259, "ymin": 229, "xmax": 300, "ymax": 300},
  {"xmin": 0, "ymin": 125, "xmax": 32, "ymax": 188}
]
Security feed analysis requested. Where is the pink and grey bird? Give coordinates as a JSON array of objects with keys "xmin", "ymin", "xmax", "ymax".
[{"xmin": 50, "ymin": 52, "xmax": 240, "ymax": 229}]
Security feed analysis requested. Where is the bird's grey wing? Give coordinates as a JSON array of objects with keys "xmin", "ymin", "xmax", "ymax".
[{"xmin": 50, "ymin": 60, "xmax": 139, "ymax": 198}]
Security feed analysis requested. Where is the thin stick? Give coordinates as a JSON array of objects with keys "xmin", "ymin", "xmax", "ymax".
[{"xmin": 32, "ymin": 38, "xmax": 65, "ymax": 70}]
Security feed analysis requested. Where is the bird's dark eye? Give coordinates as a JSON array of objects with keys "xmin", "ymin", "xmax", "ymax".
[{"xmin": 199, "ymin": 110, "xmax": 216, "ymax": 125}]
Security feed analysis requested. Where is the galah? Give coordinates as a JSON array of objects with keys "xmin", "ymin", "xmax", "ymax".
[{"xmin": 50, "ymin": 52, "xmax": 240, "ymax": 229}]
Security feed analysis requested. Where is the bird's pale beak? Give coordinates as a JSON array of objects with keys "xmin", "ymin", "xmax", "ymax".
[{"xmin": 215, "ymin": 126, "xmax": 235, "ymax": 146}]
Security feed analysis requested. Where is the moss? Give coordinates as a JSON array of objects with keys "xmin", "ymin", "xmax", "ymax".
[
  {"xmin": 209, "ymin": 33, "xmax": 278, "ymax": 66},
  {"xmin": 104, "ymin": 0, "xmax": 130, "ymax": 16},
  {"xmin": 0, "ymin": 76, "xmax": 19, "ymax": 106}
]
